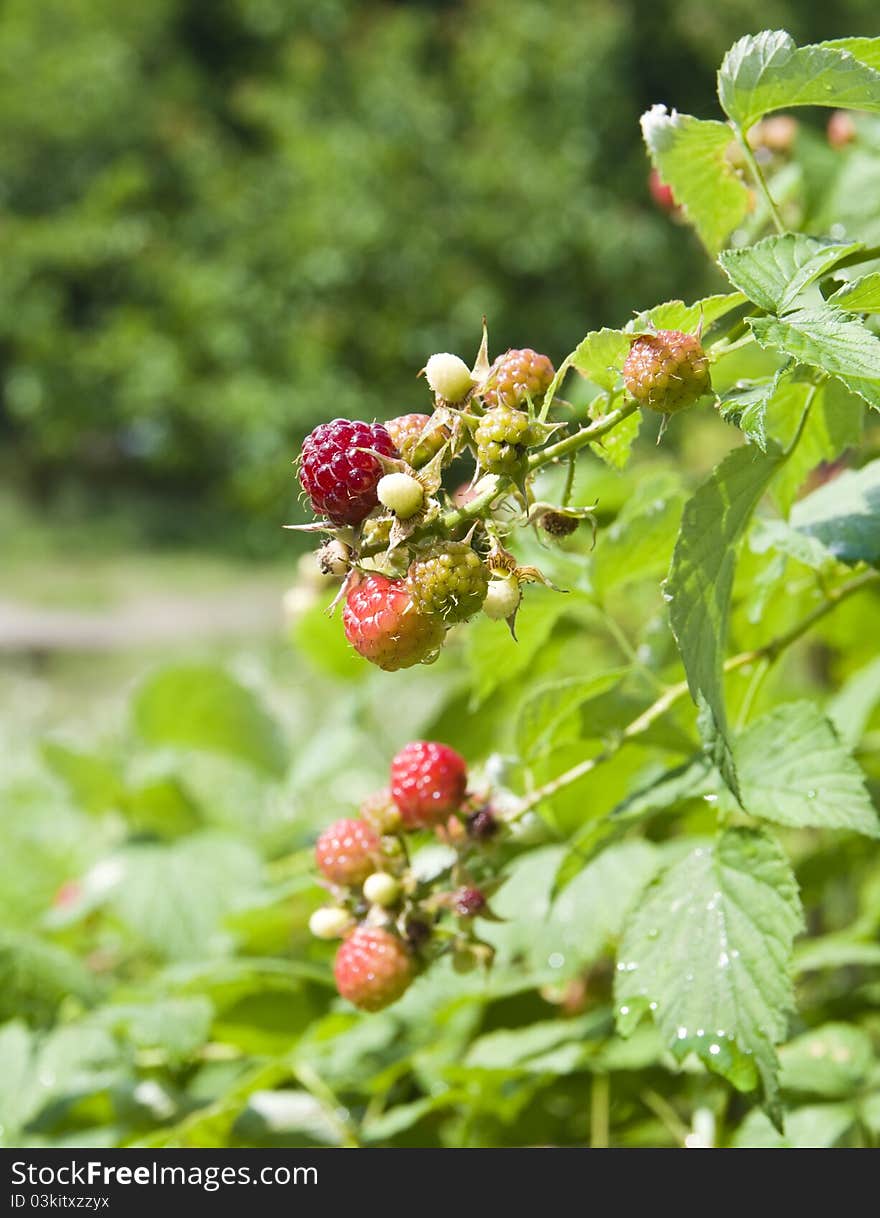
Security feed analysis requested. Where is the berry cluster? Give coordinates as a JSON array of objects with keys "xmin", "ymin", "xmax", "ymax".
[
  {"xmin": 291, "ymin": 324, "xmax": 710, "ymax": 670},
  {"xmin": 310, "ymin": 741, "xmax": 501, "ymax": 1012}
]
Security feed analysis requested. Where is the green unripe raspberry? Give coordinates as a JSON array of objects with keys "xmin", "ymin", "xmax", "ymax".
[
  {"xmin": 474, "ymin": 405, "xmax": 532, "ymax": 475},
  {"xmin": 309, "ymin": 907, "xmax": 354, "ymax": 940},
  {"xmin": 377, "ymin": 472, "xmax": 425, "ymax": 518},
  {"xmin": 424, "ymin": 353, "xmax": 474, "ymax": 402},
  {"xmin": 407, "ymin": 542, "xmax": 489, "ymax": 624},
  {"xmin": 482, "ymin": 574, "xmax": 522, "ymax": 620},
  {"xmin": 363, "ymin": 872, "xmax": 401, "ymax": 907},
  {"xmin": 359, "ymin": 788, "xmax": 402, "ymax": 833}
]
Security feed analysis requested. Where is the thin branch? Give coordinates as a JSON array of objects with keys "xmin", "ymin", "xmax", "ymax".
[{"xmin": 736, "ymin": 128, "xmax": 785, "ymax": 234}]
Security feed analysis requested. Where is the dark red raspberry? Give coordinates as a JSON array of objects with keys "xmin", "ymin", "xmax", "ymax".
[
  {"xmin": 453, "ymin": 887, "xmax": 486, "ymax": 917},
  {"xmin": 390, "ymin": 741, "xmax": 468, "ymax": 828},
  {"xmin": 622, "ymin": 329, "xmax": 711, "ymax": 414},
  {"xmin": 466, "ymin": 805, "xmax": 499, "ymax": 841},
  {"xmin": 540, "ymin": 511, "xmax": 580, "ymax": 538},
  {"xmin": 483, "ymin": 348, "xmax": 555, "ymax": 410},
  {"xmin": 385, "ymin": 413, "xmax": 449, "ymax": 469},
  {"xmin": 315, "ymin": 818, "xmax": 381, "ymax": 886},
  {"xmin": 299, "ymin": 419, "xmax": 397, "ymax": 526},
  {"xmin": 343, "ymin": 574, "xmax": 445, "ymax": 671},
  {"xmin": 334, "ymin": 927, "xmax": 415, "ymax": 1011}
]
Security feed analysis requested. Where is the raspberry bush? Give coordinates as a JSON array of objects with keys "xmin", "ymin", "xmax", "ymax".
[
  {"xmin": 285, "ymin": 28, "xmax": 880, "ymax": 1142},
  {"xmin": 8, "ymin": 29, "xmax": 880, "ymax": 1152}
]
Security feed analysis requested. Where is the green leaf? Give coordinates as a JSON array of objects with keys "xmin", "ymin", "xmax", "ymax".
[
  {"xmin": 788, "ymin": 459, "xmax": 880, "ymax": 567},
  {"xmin": 112, "ymin": 834, "xmax": 263, "ymax": 961},
  {"xmin": 588, "ymin": 406, "xmax": 641, "ymax": 470},
  {"xmin": 750, "ymin": 518, "xmax": 838, "ymax": 575},
  {"xmin": 515, "ymin": 669, "xmax": 626, "ymax": 762},
  {"xmin": 749, "ymin": 308, "xmax": 880, "ymax": 411},
  {"xmin": 828, "ymin": 655, "xmax": 880, "ymax": 748},
  {"xmin": 736, "ymin": 702, "xmax": 879, "ymax": 837},
  {"xmin": 0, "ymin": 932, "xmax": 97, "ymax": 1025},
  {"xmin": 630, "ymin": 293, "xmax": 745, "ymax": 336},
  {"xmin": 667, "ymin": 444, "xmax": 784, "ymax": 796},
  {"xmin": 822, "ymin": 36, "xmax": 880, "ymax": 73},
  {"xmin": 769, "ymin": 377, "xmax": 863, "ymax": 515},
  {"xmin": 610, "ymin": 756, "xmax": 716, "ymax": 823},
  {"xmin": 134, "ymin": 665, "xmax": 288, "ymax": 777},
  {"xmin": 570, "ymin": 327, "xmax": 629, "ymax": 393},
  {"xmin": 719, "ymin": 235, "xmax": 863, "ymax": 315},
  {"xmin": 779, "ymin": 1024, "xmax": 873, "ymax": 1098},
  {"xmin": 123, "ymin": 776, "xmax": 202, "ymax": 839},
  {"xmin": 640, "ymin": 108, "xmax": 751, "ymax": 252},
  {"xmin": 40, "ymin": 742, "xmax": 124, "ymax": 814},
  {"xmin": 616, "ymin": 828, "xmax": 803, "ymax": 1125},
  {"xmin": 732, "ymin": 1102, "xmax": 855, "ymax": 1148},
  {"xmin": 99, "ymin": 998, "xmax": 213, "ymax": 1065},
  {"xmin": 718, "ymin": 31, "xmax": 880, "ymax": 133},
  {"xmin": 717, "ymin": 379, "xmax": 777, "ymax": 449},
  {"xmin": 828, "ymin": 272, "xmax": 880, "ymax": 314},
  {"xmin": 466, "ymin": 592, "xmax": 574, "ymax": 706},
  {"xmin": 593, "ymin": 485, "xmax": 687, "ymax": 596},
  {"xmin": 487, "ymin": 842, "xmax": 659, "ymax": 985},
  {"xmin": 794, "ymin": 936, "xmax": 880, "ymax": 974},
  {"xmin": 465, "ymin": 1013, "xmax": 604, "ymax": 1073}
]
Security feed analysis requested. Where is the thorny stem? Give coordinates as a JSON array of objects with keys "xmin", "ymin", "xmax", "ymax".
[
  {"xmin": 736, "ymin": 127, "xmax": 786, "ymax": 235},
  {"xmin": 513, "ymin": 569, "xmax": 879, "ymax": 816},
  {"xmin": 358, "ymin": 402, "xmax": 640, "ymax": 557}
]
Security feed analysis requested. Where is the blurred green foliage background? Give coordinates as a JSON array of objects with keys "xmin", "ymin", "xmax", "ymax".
[
  {"xmin": 1, "ymin": 0, "xmax": 877, "ymax": 550},
  {"xmin": 2, "ymin": 0, "xmax": 880, "ymax": 1151}
]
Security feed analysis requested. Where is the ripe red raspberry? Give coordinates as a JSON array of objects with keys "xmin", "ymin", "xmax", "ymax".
[
  {"xmin": 315, "ymin": 818, "xmax": 381, "ymax": 886},
  {"xmin": 334, "ymin": 927, "xmax": 415, "ymax": 1011},
  {"xmin": 483, "ymin": 349, "xmax": 555, "ymax": 410},
  {"xmin": 622, "ymin": 329, "xmax": 711, "ymax": 414},
  {"xmin": 299, "ymin": 419, "xmax": 397, "ymax": 526},
  {"xmin": 390, "ymin": 741, "xmax": 468, "ymax": 828},
  {"xmin": 343, "ymin": 574, "xmax": 445, "ymax": 671},
  {"xmin": 359, "ymin": 787, "xmax": 402, "ymax": 834},
  {"xmin": 406, "ymin": 542, "xmax": 488, "ymax": 624},
  {"xmin": 385, "ymin": 413, "xmax": 449, "ymax": 469},
  {"xmin": 474, "ymin": 404, "xmax": 533, "ymax": 475}
]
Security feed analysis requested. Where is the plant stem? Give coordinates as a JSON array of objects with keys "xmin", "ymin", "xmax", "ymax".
[
  {"xmin": 527, "ymin": 402, "xmax": 639, "ymax": 471},
  {"xmin": 590, "ymin": 1074, "xmax": 610, "ymax": 1149},
  {"xmin": 513, "ymin": 569, "xmax": 878, "ymax": 815},
  {"xmin": 736, "ymin": 127, "xmax": 786, "ymax": 234}
]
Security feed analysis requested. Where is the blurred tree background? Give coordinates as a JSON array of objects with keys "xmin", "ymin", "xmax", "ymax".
[{"xmin": 1, "ymin": 0, "xmax": 877, "ymax": 553}]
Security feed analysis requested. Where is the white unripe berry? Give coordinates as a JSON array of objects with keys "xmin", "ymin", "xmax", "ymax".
[
  {"xmin": 362, "ymin": 872, "xmax": 401, "ymax": 907},
  {"xmin": 309, "ymin": 907, "xmax": 354, "ymax": 940},
  {"xmin": 424, "ymin": 352, "xmax": 474, "ymax": 402},
  {"xmin": 377, "ymin": 472, "xmax": 425, "ymax": 519},
  {"xmin": 482, "ymin": 574, "xmax": 522, "ymax": 620},
  {"xmin": 317, "ymin": 538, "xmax": 351, "ymax": 577}
]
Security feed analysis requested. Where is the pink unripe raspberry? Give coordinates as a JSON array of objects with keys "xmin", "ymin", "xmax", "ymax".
[
  {"xmin": 315, "ymin": 818, "xmax": 381, "ymax": 886},
  {"xmin": 334, "ymin": 927, "xmax": 415, "ymax": 1011},
  {"xmin": 343, "ymin": 574, "xmax": 446, "ymax": 671}
]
